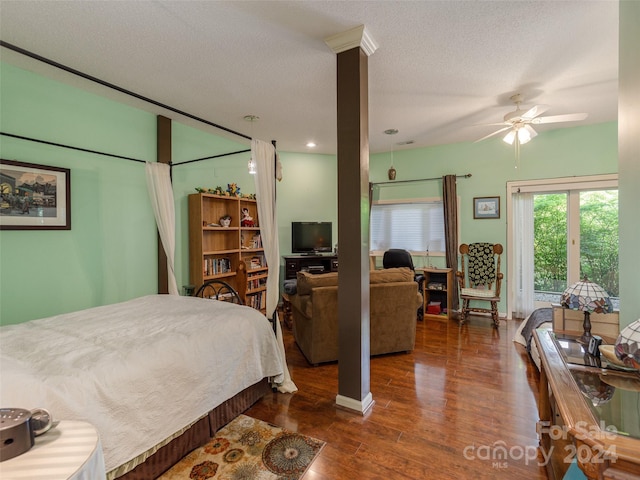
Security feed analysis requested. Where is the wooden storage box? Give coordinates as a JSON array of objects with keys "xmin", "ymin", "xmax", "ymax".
[{"xmin": 552, "ymin": 304, "xmax": 619, "ymax": 341}]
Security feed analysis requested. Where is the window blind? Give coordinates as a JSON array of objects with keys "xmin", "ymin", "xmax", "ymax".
[{"xmin": 370, "ymin": 200, "xmax": 445, "ymax": 254}]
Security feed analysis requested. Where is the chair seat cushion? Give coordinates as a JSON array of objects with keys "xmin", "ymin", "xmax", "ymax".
[{"xmin": 461, "ymin": 287, "xmax": 496, "ymax": 298}]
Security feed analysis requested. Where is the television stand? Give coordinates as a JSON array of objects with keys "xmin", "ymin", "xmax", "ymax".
[{"xmin": 284, "ymin": 254, "xmax": 338, "ymax": 280}]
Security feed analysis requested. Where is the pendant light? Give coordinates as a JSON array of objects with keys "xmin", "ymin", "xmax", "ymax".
[
  {"xmin": 244, "ymin": 115, "xmax": 259, "ymax": 174},
  {"xmin": 385, "ymin": 129, "xmax": 398, "ymax": 180}
]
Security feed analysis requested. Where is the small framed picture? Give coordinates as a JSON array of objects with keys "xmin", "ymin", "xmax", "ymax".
[
  {"xmin": 0, "ymin": 159, "xmax": 71, "ymax": 230},
  {"xmin": 473, "ymin": 196, "xmax": 500, "ymax": 219}
]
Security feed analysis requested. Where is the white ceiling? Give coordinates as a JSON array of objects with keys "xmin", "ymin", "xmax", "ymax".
[{"xmin": 0, "ymin": 0, "xmax": 619, "ymax": 155}]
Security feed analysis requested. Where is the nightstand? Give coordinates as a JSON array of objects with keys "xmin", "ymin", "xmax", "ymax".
[{"xmin": 0, "ymin": 420, "xmax": 106, "ymax": 479}]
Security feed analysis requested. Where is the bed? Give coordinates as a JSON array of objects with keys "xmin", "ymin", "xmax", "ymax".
[
  {"xmin": 513, "ymin": 307, "xmax": 553, "ymax": 370},
  {"xmin": 0, "ymin": 294, "xmax": 285, "ymax": 479}
]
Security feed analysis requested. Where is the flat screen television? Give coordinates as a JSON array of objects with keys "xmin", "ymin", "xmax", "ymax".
[{"xmin": 291, "ymin": 222, "xmax": 332, "ymax": 254}]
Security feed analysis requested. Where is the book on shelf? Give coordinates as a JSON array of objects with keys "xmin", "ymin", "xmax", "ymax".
[
  {"xmin": 248, "ymin": 276, "xmax": 267, "ymax": 290},
  {"xmin": 204, "ymin": 257, "xmax": 231, "ymax": 276},
  {"xmin": 249, "ymin": 254, "xmax": 266, "ymax": 269},
  {"xmin": 247, "ymin": 291, "xmax": 266, "ymax": 310},
  {"xmin": 240, "ymin": 233, "xmax": 262, "ymax": 249}
]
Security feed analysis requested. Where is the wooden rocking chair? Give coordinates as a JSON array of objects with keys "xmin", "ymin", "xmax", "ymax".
[{"xmin": 456, "ymin": 243, "xmax": 503, "ymax": 328}]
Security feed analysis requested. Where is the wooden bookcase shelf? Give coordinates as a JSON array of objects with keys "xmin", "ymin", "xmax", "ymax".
[
  {"xmin": 418, "ymin": 267, "xmax": 453, "ymax": 321},
  {"xmin": 188, "ymin": 193, "xmax": 266, "ymax": 313}
]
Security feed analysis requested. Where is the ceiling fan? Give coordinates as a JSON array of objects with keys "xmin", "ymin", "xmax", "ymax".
[{"xmin": 475, "ymin": 93, "xmax": 588, "ymax": 145}]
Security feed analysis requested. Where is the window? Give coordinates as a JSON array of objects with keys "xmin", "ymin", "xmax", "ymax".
[
  {"xmin": 507, "ymin": 174, "xmax": 619, "ymax": 316},
  {"xmin": 370, "ymin": 199, "xmax": 445, "ymax": 255}
]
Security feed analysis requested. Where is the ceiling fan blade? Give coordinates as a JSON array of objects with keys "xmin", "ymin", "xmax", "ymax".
[
  {"xmin": 532, "ymin": 113, "xmax": 588, "ymax": 124},
  {"xmin": 474, "ymin": 126, "xmax": 512, "ymax": 143},
  {"xmin": 521, "ymin": 104, "xmax": 550, "ymax": 120},
  {"xmin": 473, "ymin": 122, "xmax": 511, "ymax": 127}
]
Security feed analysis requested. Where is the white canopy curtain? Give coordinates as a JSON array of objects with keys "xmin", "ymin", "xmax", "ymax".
[
  {"xmin": 252, "ymin": 139, "xmax": 297, "ymax": 393},
  {"xmin": 145, "ymin": 162, "xmax": 179, "ymax": 295},
  {"xmin": 513, "ymin": 191, "xmax": 535, "ymax": 318}
]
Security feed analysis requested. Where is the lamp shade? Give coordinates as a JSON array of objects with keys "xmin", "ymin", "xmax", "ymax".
[
  {"xmin": 614, "ymin": 319, "xmax": 640, "ymax": 370},
  {"xmin": 561, "ymin": 278, "xmax": 613, "ymax": 314}
]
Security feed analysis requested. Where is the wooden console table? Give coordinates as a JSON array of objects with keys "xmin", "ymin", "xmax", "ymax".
[
  {"xmin": 533, "ymin": 329, "xmax": 640, "ymax": 480},
  {"xmin": 283, "ymin": 254, "xmax": 338, "ymax": 280}
]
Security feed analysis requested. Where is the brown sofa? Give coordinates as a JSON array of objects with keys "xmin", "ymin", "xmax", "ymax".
[{"xmin": 289, "ymin": 267, "xmax": 423, "ymax": 365}]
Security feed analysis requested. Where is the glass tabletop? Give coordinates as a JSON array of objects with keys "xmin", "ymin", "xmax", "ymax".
[{"xmin": 552, "ymin": 333, "xmax": 640, "ymax": 440}]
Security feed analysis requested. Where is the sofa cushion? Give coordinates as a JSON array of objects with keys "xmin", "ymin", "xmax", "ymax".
[
  {"xmin": 370, "ymin": 267, "xmax": 414, "ymax": 283},
  {"xmin": 296, "ymin": 271, "xmax": 339, "ymax": 295},
  {"xmin": 296, "ymin": 267, "xmax": 414, "ymax": 295}
]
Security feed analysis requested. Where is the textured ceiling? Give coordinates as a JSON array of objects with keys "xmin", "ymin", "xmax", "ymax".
[{"xmin": 0, "ymin": 0, "xmax": 619, "ymax": 155}]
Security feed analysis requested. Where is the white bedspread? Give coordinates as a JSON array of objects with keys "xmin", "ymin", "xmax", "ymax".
[{"xmin": 0, "ymin": 295, "xmax": 284, "ymax": 472}]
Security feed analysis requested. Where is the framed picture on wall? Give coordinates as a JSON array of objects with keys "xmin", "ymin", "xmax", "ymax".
[
  {"xmin": 473, "ymin": 196, "xmax": 500, "ymax": 219},
  {"xmin": 0, "ymin": 159, "xmax": 71, "ymax": 230}
]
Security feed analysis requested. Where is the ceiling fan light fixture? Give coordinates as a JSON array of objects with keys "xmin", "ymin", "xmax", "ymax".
[
  {"xmin": 517, "ymin": 127, "xmax": 532, "ymax": 144},
  {"xmin": 503, "ymin": 130, "xmax": 516, "ymax": 145}
]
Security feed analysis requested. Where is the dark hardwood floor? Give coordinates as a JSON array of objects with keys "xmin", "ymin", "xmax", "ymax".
[{"xmin": 246, "ymin": 314, "xmax": 547, "ymax": 479}]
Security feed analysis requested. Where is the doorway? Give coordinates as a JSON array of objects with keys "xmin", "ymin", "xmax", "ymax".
[{"xmin": 507, "ymin": 174, "xmax": 619, "ymax": 318}]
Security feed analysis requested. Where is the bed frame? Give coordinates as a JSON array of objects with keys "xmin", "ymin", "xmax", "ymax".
[
  {"xmin": 113, "ymin": 281, "xmax": 275, "ymax": 479},
  {"xmin": 114, "ymin": 378, "xmax": 270, "ymax": 479}
]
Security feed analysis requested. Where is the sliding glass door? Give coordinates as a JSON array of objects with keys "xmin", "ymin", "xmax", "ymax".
[
  {"xmin": 533, "ymin": 190, "xmax": 618, "ymax": 307},
  {"xmin": 507, "ymin": 175, "xmax": 618, "ymax": 318}
]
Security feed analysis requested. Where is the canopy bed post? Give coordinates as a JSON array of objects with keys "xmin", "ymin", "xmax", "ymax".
[{"xmin": 157, "ymin": 115, "xmax": 171, "ymax": 294}]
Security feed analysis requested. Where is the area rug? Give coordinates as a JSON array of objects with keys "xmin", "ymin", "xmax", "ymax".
[{"xmin": 158, "ymin": 414, "xmax": 325, "ymax": 480}]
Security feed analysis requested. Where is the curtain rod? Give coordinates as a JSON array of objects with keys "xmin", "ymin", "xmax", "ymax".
[
  {"xmin": 173, "ymin": 149, "xmax": 251, "ymax": 167},
  {"xmin": 1, "ymin": 41, "xmax": 252, "ymax": 142},
  {"xmin": 373, "ymin": 173, "xmax": 472, "ymax": 186}
]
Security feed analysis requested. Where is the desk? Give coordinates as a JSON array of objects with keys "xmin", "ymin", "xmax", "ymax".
[
  {"xmin": 0, "ymin": 420, "xmax": 106, "ymax": 480},
  {"xmin": 533, "ymin": 329, "xmax": 640, "ymax": 480}
]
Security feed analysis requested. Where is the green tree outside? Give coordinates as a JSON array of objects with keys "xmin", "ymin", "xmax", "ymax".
[{"xmin": 533, "ymin": 191, "xmax": 618, "ymax": 297}]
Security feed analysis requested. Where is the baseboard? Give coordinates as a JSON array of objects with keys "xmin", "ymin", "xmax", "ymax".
[{"xmin": 335, "ymin": 393, "xmax": 374, "ymax": 415}]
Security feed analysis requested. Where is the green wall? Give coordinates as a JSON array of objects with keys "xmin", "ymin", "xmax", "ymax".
[
  {"xmin": 0, "ymin": 60, "xmax": 620, "ymax": 325},
  {"xmin": 0, "ymin": 62, "xmax": 158, "ymax": 324},
  {"xmin": 368, "ymin": 123, "xmax": 618, "ymax": 314},
  {"xmin": 170, "ymin": 121, "xmax": 253, "ymax": 292}
]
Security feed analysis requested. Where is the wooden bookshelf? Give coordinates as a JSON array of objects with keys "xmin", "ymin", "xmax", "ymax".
[
  {"xmin": 418, "ymin": 267, "xmax": 453, "ymax": 321},
  {"xmin": 188, "ymin": 193, "xmax": 266, "ymax": 313}
]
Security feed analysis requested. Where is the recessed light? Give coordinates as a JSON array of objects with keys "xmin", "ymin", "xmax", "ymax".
[{"xmin": 306, "ymin": 142, "xmax": 316, "ymax": 148}]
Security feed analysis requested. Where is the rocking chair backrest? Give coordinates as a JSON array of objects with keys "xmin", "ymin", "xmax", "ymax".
[{"xmin": 459, "ymin": 243, "xmax": 503, "ymax": 296}]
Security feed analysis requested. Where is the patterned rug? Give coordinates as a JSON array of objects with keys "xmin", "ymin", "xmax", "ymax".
[{"xmin": 159, "ymin": 415, "xmax": 325, "ymax": 480}]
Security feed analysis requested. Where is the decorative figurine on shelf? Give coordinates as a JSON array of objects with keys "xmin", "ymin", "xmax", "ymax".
[
  {"xmin": 219, "ymin": 214, "xmax": 232, "ymax": 227},
  {"xmin": 241, "ymin": 208, "xmax": 255, "ymax": 227},
  {"xmin": 227, "ymin": 183, "xmax": 241, "ymax": 197}
]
